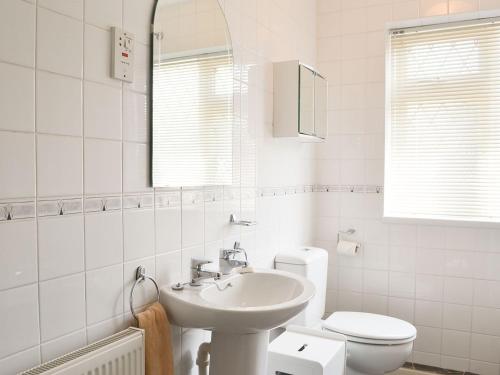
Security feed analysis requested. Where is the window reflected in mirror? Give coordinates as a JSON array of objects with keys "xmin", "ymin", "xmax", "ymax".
[{"xmin": 152, "ymin": 0, "xmax": 233, "ymax": 187}]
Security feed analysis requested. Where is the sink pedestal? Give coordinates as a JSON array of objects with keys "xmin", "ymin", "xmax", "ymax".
[{"xmin": 210, "ymin": 331, "xmax": 270, "ymax": 375}]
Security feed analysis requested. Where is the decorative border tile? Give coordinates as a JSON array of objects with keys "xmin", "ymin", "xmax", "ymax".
[
  {"xmin": 223, "ymin": 187, "xmax": 240, "ymax": 201},
  {"xmin": 123, "ymin": 194, "xmax": 154, "ymax": 210},
  {"xmin": 155, "ymin": 191, "xmax": 181, "ymax": 208},
  {"xmin": 182, "ymin": 190, "xmax": 204, "ymax": 206},
  {"xmin": 204, "ymin": 189, "xmax": 223, "ymax": 203},
  {"xmin": 85, "ymin": 196, "xmax": 122, "ymax": 213},
  {"xmin": 313, "ymin": 185, "xmax": 383, "ymax": 194},
  {"xmin": 0, "ymin": 200, "xmax": 36, "ymax": 221},
  {"xmin": 37, "ymin": 198, "xmax": 83, "ymax": 217},
  {"xmin": 0, "ymin": 184, "xmax": 384, "ymax": 221}
]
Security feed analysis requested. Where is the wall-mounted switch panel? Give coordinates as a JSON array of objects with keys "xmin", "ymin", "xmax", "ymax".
[{"xmin": 111, "ymin": 27, "xmax": 134, "ymax": 82}]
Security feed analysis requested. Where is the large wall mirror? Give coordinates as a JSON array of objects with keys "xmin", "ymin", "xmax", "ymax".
[{"xmin": 152, "ymin": 0, "xmax": 233, "ymax": 187}]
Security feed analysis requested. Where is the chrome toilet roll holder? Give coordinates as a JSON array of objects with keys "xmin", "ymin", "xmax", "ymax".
[{"xmin": 337, "ymin": 228, "xmax": 356, "ymax": 243}]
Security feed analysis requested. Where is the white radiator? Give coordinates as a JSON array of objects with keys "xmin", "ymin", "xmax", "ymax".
[{"xmin": 19, "ymin": 328, "xmax": 145, "ymax": 375}]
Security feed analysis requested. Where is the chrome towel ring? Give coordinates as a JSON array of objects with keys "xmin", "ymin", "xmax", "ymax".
[{"xmin": 129, "ymin": 265, "xmax": 160, "ymax": 321}]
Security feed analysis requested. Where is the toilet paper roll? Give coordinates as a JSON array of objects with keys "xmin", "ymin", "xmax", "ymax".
[{"xmin": 337, "ymin": 240, "xmax": 359, "ymax": 256}]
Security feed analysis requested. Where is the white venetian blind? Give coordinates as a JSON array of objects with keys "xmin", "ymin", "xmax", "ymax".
[
  {"xmin": 385, "ymin": 18, "xmax": 500, "ymax": 223},
  {"xmin": 152, "ymin": 52, "xmax": 233, "ymax": 187}
]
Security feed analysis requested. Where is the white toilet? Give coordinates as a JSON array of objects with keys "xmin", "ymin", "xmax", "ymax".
[{"xmin": 275, "ymin": 247, "xmax": 417, "ymax": 375}]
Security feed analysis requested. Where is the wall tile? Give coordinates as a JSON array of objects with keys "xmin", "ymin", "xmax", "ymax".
[
  {"xmin": 38, "ymin": 0, "xmax": 84, "ymax": 20},
  {"xmin": 37, "ymin": 71, "xmax": 82, "ymax": 136},
  {"xmin": 204, "ymin": 199, "xmax": 225, "ymax": 243},
  {"xmin": 449, "ymin": 0, "xmax": 479, "ymax": 13},
  {"xmin": 414, "ymin": 325, "xmax": 442, "ymax": 353},
  {"xmin": 83, "ymin": 25, "xmax": 121, "ymax": 88},
  {"xmin": 413, "ymin": 351, "xmax": 441, "ymax": 367},
  {"xmin": 41, "ymin": 329, "xmax": 86, "ymax": 362},
  {"xmin": 444, "ymin": 250, "xmax": 477, "ymax": 278},
  {"xmin": 38, "ymin": 215, "xmax": 84, "ymax": 280},
  {"xmin": 388, "ymin": 297, "xmax": 414, "ymax": 323},
  {"xmin": 155, "ymin": 206, "xmax": 182, "ymax": 254},
  {"xmin": 37, "ymin": 8, "xmax": 83, "ymax": 78},
  {"xmin": 39, "ymin": 273, "xmax": 85, "ymax": 341},
  {"xmin": 84, "ymin": 81, "xmax": 122, "ymax": 140},
  {"xmin": 472, "ymin": 306, "xmax": 500, "ymax": 336},
  {"xmin": 123, "ymin": 142, "xmax": 151, "ymax": 193},
  {"xmin": 125, "ymin": 42, "xmax": 149, "ymax": 94},
  {"xmin": 420, "ymin": 0, "xmax": 449, "ymax": 16},
  {"xmin": 123, "ymin": 0, "xmax": 155, "ymax": 44},
  {"xmin": 389, "ymin": 245, "xmax": 416, "ymax": 272},
  {"xmin": 37, "ymin": 134, "xmax": 83, "ymax": 198},
  {"xmin": 0, "ymin": 220, "xmax": 37, "ymax": 290},
  {"xmin": 417, "ymin": 225, "xmax": 447, "ymax": 249},
  {"xmin": 442, "ymin": 330, "xmax": 471, "ymax": 358},
  {"xmin": 393, "ymin": 1, "xmax": 420, "ymax": 20},
  {"xmin": 444, "ymin": 277, "xmax": 474, "ymax": 305},
  {"xmin": 86, "ymin": 315, "xmax": 126, "ymax": 344},
  {"xmin": 470, "ymin": 333, "xmax": 500, "ymax": 363},
  {"xmin": 84, "ymin": 139, "xmax": 122, "ymax": 195},
  {"xmin": 416, "ymin": 248, "xmax": 445, "ymax": 276},
  {"xmin": 86, "ymin": 264, "xmax": 123, "ymax": 324},
  {"xmin": 85, "ymin": 211, "xmax": 123, "ymax": 270},
  {"xmin": 443, "ymin": 303, "xmax": 472, "ymax": 331},
  {"xmin": 416, "ymin": 274, "xmax": 443, "ymax": 301},
  {"xmin": 469, "ymin": 360, "xmax": 500, "ymax": 375},
  {"xmin": 339, "ymin": 267, "xmax": 363, "ymax": 292},
  {"xmin": 480, "ymin": 0, "xmax": 500, "ymax": 10},
  {"xmin": 441, "ymin": 355, "xmax": 470, "ymax": 372},
  {"xmin": 363, "ymin": 243, "xmax": 389, "ymax": 270},
  {"xmin": 363, "ymin": 269, "xmax": 388, "ymax": 295},
  {"xmin": 0, "ymin": 131, "xmax": 35, "ymax": 199},
  {"xmin": 156, "ymin": 250, "xmax": 182, "ymax": 287},
  {"xmin": 181, "ymin": 199, "xmax": 204, "ymax": 248},
  {"xmin": 85, "ymin": 0, "xmax": 122, "ymax": 28},
  {"xmin": 0, "ymin": 284, "xmax": 39, "ymax": 359},
  {"xmin": 415, "ymin": 300, "xmax": 442, "ymax": 327},
  {"xmin": 0, "ymin": 0, "xmax": 35, "ymax": 67},
  {"xmin": 362, "ymin": 293, "xmax": 388, "ymax": 314},
  {"xmin": 389, "ymin": 271, "xmax": 415, "ymax": 298},
  {"xmin": 0, "ymin": 62, "xmax": 34, "ymax": 132},
  {"xmin": 123, "ymin": 209, "xmax": 155, "ymax": 261},
  {"xmin": 0, "ymin": 347, "xmax": 40, "ymax": 374},
  {"xmin": 474, "ymin": 279, "xmax": 500, "ymax": 308},
  {"xmin": 123, "ymin": 90, "xmax": 149, "ymax": 143}
]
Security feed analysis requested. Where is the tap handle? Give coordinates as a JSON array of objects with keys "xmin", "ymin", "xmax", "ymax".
[
  {"xmin": 234, "ymin": 241, "xmax": 241, "ymax": 249},
  {"xmin": 191, "ymin": 258, "xmax": 212, "ymax": 270}
]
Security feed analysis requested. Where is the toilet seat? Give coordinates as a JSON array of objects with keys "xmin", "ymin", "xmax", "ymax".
[{"xmin": 322, "ymin": 311, "xmax": 417, "ymax": 345}]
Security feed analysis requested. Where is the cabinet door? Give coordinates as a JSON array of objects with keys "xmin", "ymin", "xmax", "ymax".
[
  {"xmin": 299, "ymin": 65, "xmax": 315, "ymax": 136},
  {"xmin": 314, "ymin": 74, "xmax": 328, "ymax": 139}
]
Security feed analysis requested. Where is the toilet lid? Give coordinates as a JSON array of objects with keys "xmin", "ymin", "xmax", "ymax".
[{"xmin": 323, "ymin": 312, "xmax": 417, "ymax": 342}]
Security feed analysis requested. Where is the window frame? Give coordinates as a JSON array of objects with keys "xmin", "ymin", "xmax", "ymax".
[{"xmin": 384, "ymin": 11, "xmax": 500, "ymax": 227}]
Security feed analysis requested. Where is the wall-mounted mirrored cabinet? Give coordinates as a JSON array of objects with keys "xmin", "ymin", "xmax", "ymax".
[
  {"xmin": 273, "ymin": 61, "xmax": 328, "ymax": 141},
  {"xmin": 152, "ymin": 0, "xmax": 234, "ymax": 187}
]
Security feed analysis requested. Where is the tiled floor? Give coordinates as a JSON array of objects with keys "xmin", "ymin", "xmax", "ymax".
[{"xmin": 390, "ymin": 369, "xmax": 436, "ymax": 375}]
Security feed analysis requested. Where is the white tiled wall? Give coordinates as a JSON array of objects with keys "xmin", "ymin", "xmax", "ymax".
[
  {"xmin": 316, "ymin": 0, "xmax": 500, "ymax": 374},
  {"xmin": 0, "ymin": 0, "xmax": 316, "ymax": 374}
]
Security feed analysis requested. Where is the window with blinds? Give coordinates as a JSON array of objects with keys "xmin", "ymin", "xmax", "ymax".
[
  {"xmin": 385, "ymin": 18, "xmax": 500, "ymax": 223},
  {"xmin": 152, "ymin": 52, "xmax": 233, "ymax": 187}
]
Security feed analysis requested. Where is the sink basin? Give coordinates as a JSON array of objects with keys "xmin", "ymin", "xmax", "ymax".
[
  {"xmin": 160, "ymin": 269, "xmax": 315, "ymax": 334},
  {"xmin": 160, "ymin": 268, "xmax": 315, "ymax": 375}
]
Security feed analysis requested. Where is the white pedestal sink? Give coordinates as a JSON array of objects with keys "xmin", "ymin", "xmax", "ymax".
[{"xmin": 160, "ymin": 269, "xmax": 315, "ymax": 375}]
